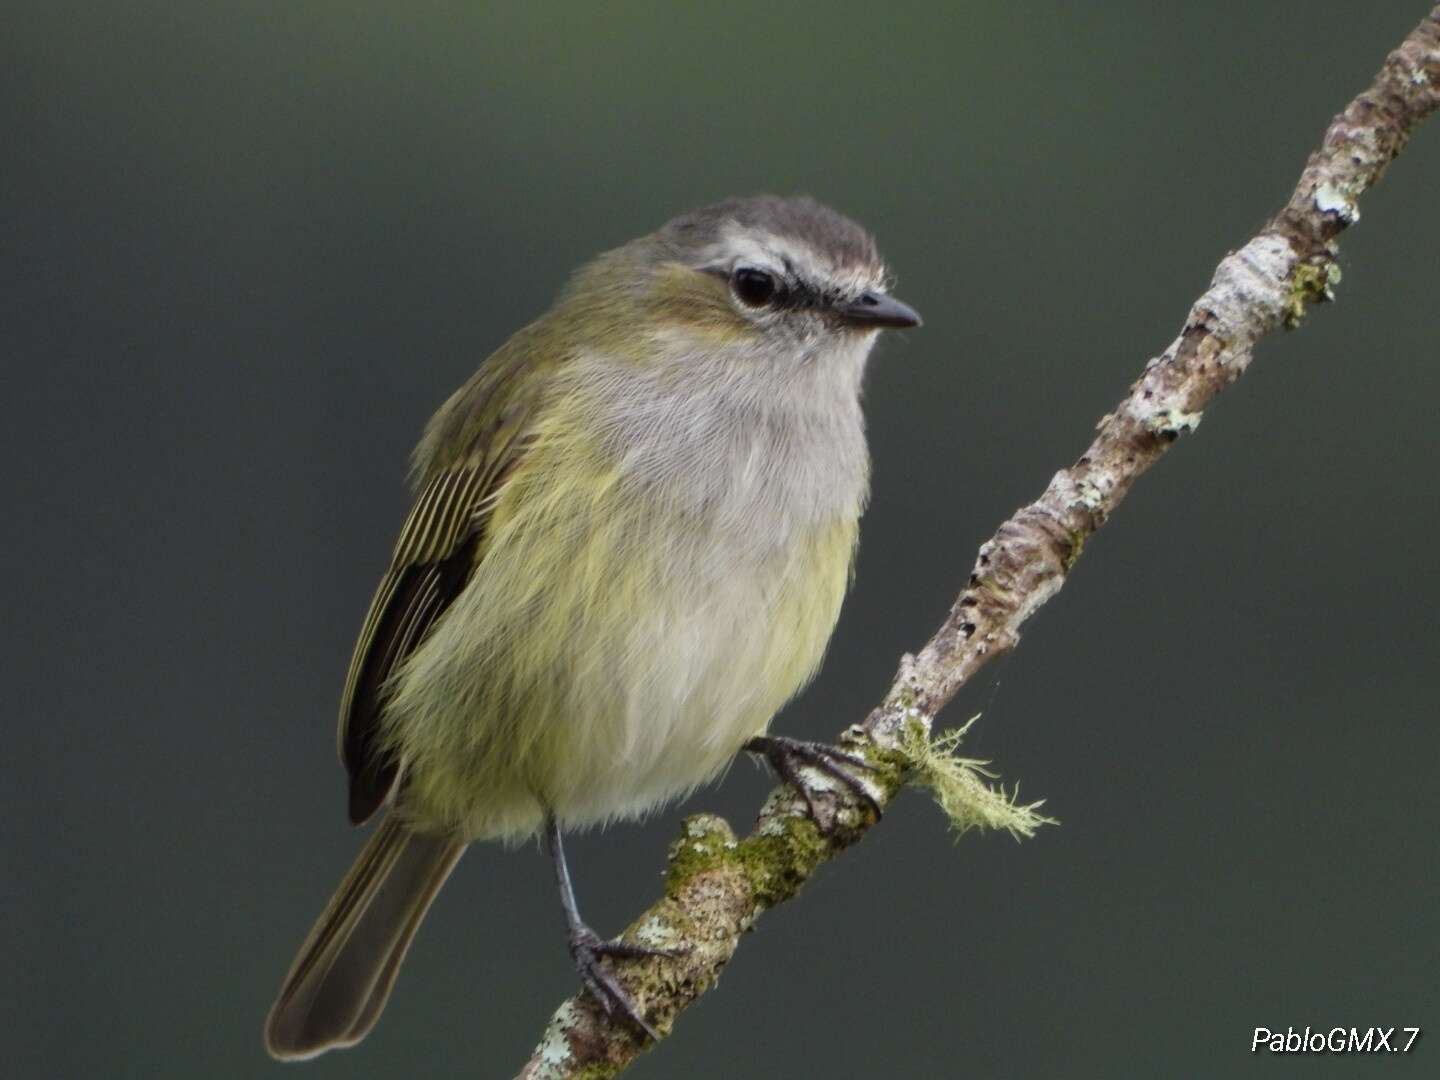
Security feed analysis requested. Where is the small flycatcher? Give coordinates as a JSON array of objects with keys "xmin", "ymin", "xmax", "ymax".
[{"xmin": 264, "ymin": 195, "xmax": 921, "ymax": 1058}]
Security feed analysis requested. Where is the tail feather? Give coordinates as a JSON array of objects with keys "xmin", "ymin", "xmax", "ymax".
[{"xmin": 264, "ymin": 817, "xmax": 465, "ymax": 1060}]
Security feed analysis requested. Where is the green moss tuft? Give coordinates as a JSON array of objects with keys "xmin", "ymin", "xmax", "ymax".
[
  {"xmin": 664, "ymin": 813, "xmax": 739, "ymax": 897},
  {"xmin": 1284, "ymin": 260, "xmax": 1342, "ymax": 328},
  {"xmin": 734, "ymin": 815, "xmax": 829, "ymax": 908}
]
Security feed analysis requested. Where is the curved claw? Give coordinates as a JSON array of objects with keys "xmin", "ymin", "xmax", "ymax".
[
  {"xmin": 744, "ymin": 734, "xmax": 883, "ymax": 829},
  {"xmin": 568, "ymin": 927, "xmax": 663, "ymax": 1041}
]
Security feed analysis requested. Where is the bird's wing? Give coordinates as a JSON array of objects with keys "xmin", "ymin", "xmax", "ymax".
[{"xmin": 337, "ymin": 402, "xmax": 535, "ymax": 825}]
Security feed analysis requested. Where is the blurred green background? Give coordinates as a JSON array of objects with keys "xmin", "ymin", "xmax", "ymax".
[{"xmin": 5, "ymin": 2, "xmax": 1438, "ymax": 1077}]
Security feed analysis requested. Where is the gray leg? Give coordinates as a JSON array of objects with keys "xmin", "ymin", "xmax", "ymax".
[{"xmin": 545, "ymin": 816, "xmax": 666, "ymax": 1040}]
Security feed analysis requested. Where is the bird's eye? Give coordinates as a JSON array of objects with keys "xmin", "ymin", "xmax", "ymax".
[{"xmin": 731, "ymin": 267, "xmax": 779, "ymax": 308}]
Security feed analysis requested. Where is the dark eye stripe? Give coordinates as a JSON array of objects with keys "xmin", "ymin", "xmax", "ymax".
[{"xmin": 696, "ymin": 264, "xmax": 830, "ymax": 313}]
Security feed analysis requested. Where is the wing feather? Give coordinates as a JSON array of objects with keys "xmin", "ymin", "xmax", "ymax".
[{"xmin": 337, "ymin": 403, "xmax": 536, "ymax": 825}]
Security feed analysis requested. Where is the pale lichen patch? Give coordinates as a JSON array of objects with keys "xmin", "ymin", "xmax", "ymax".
[
  {"xmin": 633, "ymin": 914, "xmax": 680, "ymax": 950},
  {"xmin": 1068, "ymin": 478, "xmax": 1105, "ymax": 511},
  {"xmin": 756, "ymin": 792, "xmax": 798, "ymax": 836},
  {"xmin": 900, "ymin": 717, "xmax": 1055, "ymax": 840},
  {"xmin": 530, "ymin": 1000, "xmax": 585, "ymax": 1080},
  {"xmin": 795, "ymin": 769, "xmax": 841, "ymax": 794},
  {"xmin": 1315, "ymin": 181, "xmax": 1361, "ymax": 223},
  {"xmin": 1144, "ymin": 407, "xmax": 1203, "ymax": 438}
]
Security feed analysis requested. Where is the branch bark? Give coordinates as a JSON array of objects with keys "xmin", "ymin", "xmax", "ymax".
[{"xmin": 517, "ymin": 9, "xmax": 1440, "ymax": 1077}]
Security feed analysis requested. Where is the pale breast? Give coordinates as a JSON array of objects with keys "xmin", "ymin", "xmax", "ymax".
[{"xmin": 385, "ymin": 353, "xmax": 870, "ymax": 841}]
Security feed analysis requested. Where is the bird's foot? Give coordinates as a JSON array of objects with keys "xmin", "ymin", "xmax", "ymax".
[
  {"xmin": 744, "ymin": 733, "xmax": 882, "ymax": 830},
  {"xmin": 567, "ymin": 924, "xmax": 676, "ymax": 1040}
]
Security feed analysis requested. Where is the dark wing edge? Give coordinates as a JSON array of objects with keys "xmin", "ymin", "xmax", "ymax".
[{"xmin": 337, "ymin": 427, "xmax": 528, "ymax": 824}]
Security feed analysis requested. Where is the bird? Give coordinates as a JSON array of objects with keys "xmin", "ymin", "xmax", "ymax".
[{"xmin": 264, "ymin": 194, "xmax": 922, "ymax": 1059}]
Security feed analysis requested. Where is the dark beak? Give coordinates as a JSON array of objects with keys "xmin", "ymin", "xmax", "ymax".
[{"xmin": 837, "ymin": 290, "xmax": 923, "ymax": 329}]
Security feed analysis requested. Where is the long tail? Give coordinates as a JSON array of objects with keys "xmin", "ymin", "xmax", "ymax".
[{"xmin": 264, "ymin": 816, "xmax": 466, "ymax": 1060}]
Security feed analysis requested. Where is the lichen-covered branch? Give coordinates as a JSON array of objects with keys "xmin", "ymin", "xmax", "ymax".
[{"xmin": 516, "ymin": 9, "xmax": 1440, "ymax": 1078}]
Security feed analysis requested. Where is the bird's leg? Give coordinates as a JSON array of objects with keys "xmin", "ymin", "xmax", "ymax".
[
  {"xmin": 744, "ymin": 734, "xmax": 883, "ymax": 829},
  {"xmin": 545, "ymin": 816, "xmax": 670, "ymax": 1040}
]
